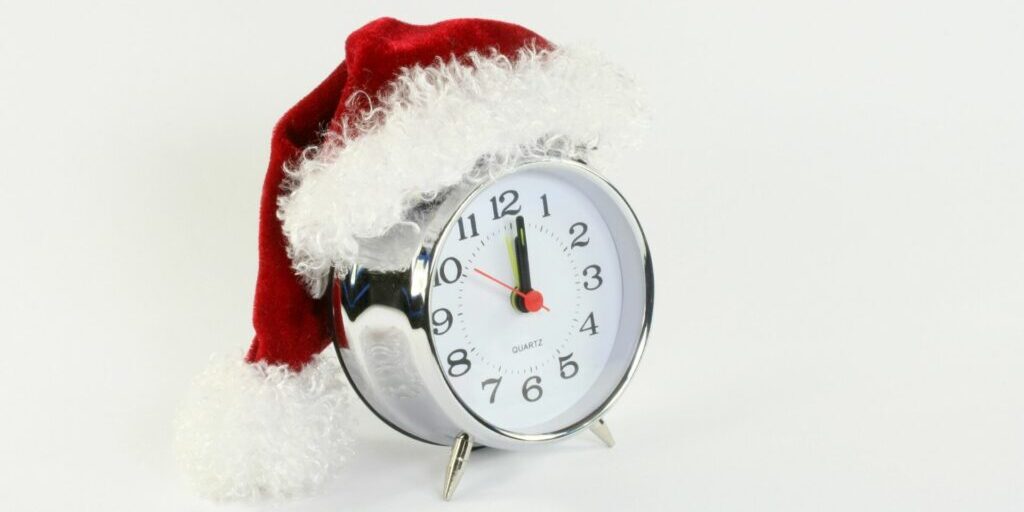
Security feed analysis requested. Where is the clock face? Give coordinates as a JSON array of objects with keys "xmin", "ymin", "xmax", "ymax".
[{"xmin": 427, "ymin": 162, "xmax": 650, "ymax": 436}]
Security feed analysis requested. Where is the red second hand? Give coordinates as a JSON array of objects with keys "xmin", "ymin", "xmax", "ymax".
[{"xmin": 472, "ymin": 267, "xmax": 550, "ymax": 312}]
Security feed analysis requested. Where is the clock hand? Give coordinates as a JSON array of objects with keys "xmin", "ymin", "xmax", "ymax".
[
  {"xmin": 511, "ymin": 216, "xmax": 541, "ymax": 313},
  {"xmin": 513, "ymin": 215, "xmax": 533, "ymax": 293},
  {"xmin": 472, "ymin": 267, "xmax": 549, "ymax": 312},
  {"xmin": 505, "ymin": 234, "xmax": 520, "ymax": 289}
]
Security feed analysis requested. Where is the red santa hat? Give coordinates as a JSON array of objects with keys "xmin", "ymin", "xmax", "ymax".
[{"xmin": 175, "ymin": 17, "xmax": 645, "ymax": 500}]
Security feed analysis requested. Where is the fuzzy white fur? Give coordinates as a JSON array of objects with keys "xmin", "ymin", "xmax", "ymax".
[
  {"xmin": 174, "ymin": 352, "xmax": 352, "ymax": 500},
  {"xmin": 278, "ymin": 45, "xmax": 647, "ymax": 296}
]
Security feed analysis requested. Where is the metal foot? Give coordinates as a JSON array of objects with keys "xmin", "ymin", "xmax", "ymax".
[
  {"xmin": 590, "ymin": 418, "xmax": 615, "ymax": 448},
  {"xmin": 442, "ymin": 433, "xmax": 473, "ymax": 501}
]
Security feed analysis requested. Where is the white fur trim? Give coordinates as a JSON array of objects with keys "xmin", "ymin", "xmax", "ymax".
[
  {"xmin": 174, "ymin": 353, "xmax": 352, "ymax": 500},
  {"xmin": 278, "ymin": 45, "xmax": 647, "ymax": 296}
]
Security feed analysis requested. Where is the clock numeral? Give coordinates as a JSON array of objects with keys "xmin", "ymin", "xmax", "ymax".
[
  {"xmin": 489, "ymin": 190, "xmax": 521, "ymax": 220},
  {"xmin": 431, "ymin": 308, "xmax": 453, "ymax": 335},
  {"xmin": 569, "ymin": 222, "xmax": 590, "ymax": 249},
  {"xmin": 540, "ymin": 194, "xmax": 551, "ymax": 217},
  {"xmin": 433, "ymin": 256, "xmax": 463, "ymax": 286},
  {"xmin": 558, "ymin": 353, "xmax": 579, "ymax": 379},
  {"xmin": 579, "ymin": 312, "xmax": 599, "ymax": 336},
  {"xmin": 456, "ymin": 213, "xmax": 479, "ymax": 240},
  {"xmin": 481, "ymin": 377, "xmax": 502, "ymax": 404},
  {"xmin": 521, "ymin": 375, "xmax": 543, "ymax": 402},
  {"xmin": 446, "ymin": 349, "xmax": 471, "ymax": 377},
  {"xmin": 582, "ymin": 264, "xmax": 603, "ymax": 290}
]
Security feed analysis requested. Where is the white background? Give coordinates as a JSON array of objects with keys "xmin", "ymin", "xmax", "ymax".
[{"xmin": 1, "ymin": 1, "xmax": 1021, "ymax": 511}]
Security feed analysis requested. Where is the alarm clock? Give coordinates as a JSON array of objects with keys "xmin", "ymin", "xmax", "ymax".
[{"xmin": 330, "ymin": 159, "xmax": 653, "ymax": 499}]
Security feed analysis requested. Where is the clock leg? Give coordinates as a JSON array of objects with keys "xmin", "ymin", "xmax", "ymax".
[
  {"xmin": 442, "ymin": 432, "xmax": 473, "ymax": 501},
  {"xmin": 590, "ymin": 417, "xmax": 616, "ymax": 448}
]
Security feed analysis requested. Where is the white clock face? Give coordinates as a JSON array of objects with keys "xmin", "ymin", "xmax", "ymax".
[{"xmin": 427, "ymin": 162, "xmax": 649, "ymax": 435}]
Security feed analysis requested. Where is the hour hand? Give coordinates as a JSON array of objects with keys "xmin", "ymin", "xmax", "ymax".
[{"xmin": 512, "ymin": 216, "xmax": 533, "ymax": 311}]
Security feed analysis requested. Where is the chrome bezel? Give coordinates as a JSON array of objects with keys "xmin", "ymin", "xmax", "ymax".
[{"xmin": 331, "ymin": 159, "xmax": 653, "ymax": 449}]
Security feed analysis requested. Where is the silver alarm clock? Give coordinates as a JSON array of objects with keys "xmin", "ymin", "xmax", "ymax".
[{"xmin": 329, "ymin": 159, "xmax": 653, "ymax": 499}]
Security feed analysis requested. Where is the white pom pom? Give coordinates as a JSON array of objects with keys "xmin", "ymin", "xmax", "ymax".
[{"xmin": 174, "ymin": 352, "xmax": 353, "ymax": 500}]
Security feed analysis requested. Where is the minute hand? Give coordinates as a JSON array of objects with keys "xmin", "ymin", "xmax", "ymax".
[{"xmin": 513, "ymin": 215, "xmax": 533, "ymax": 294}]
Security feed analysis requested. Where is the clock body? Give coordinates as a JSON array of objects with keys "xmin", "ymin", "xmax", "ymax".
[{"xmin": 330, "ymin": 160, "xmax": 653, "ymax": 449}]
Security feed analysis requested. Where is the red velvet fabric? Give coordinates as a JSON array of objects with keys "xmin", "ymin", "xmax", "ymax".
[{"xmin": 246, "ymin": 18, "xmax": 550, "ymax": 370}]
